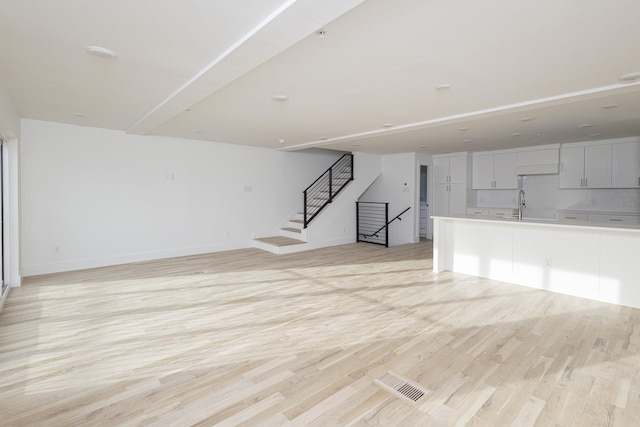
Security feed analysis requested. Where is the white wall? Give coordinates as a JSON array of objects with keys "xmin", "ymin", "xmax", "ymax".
[
  {"xmin": 21, "ymin": 119, "xmax": 342, "ymax": 275},
  {"xmin": 359, "ymin": 152, "xmax": 417, "ymax": 246},
  {"xmin": 472, "ymin": 174, "xmax": 640, "ymax": 219}
]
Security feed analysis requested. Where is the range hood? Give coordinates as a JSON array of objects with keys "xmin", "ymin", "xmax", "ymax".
[
  {"xmin": 516, "ymin": 163, "xmax": 559, "ymax": 175},
  {"xmin": 516, "ymin": 144, "xmax": 560, "ymax": 175}
]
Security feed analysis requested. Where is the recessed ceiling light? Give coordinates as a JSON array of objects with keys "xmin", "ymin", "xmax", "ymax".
[
  {"xmin": 419, "ymin": 145, "xmax": 427, "ymax": 148},
  {"xmin": 319, "ymin": 137, "xmax": 328, "ymax": 141},
  {"xmin": 577, "ymin": 123, "xmax": 592, "ymax": 128},
  {"xmin": 601, "ymin": 104, "xmax": 620, "ymax": 109},
  {"xmin": 530, "ymin": 139, "xmax": 539, "ymax": 144},
  {"xmin": 352, "ymin": 144, "xmax": 359, "ymax": 147},
  {"xmin": 271, "ymin": 95, "xmax": 290, "ymax": 102},
  {"xmin": 317, "ymin": 29, "xmax": 327, "ymax": 38},
  {"xmin": 464, "ymin": 139, "xmax": 472, "ymax": 143},
  {"xmin": 435, "ymin": 84, "xmax": 451, "ymax": 90},
  {"xmin": 487, "ymin": 145, "xmax": 495, "ymax": 149},
  {"xmin": 618, "ymin": 71, "xmax": 640, "ymax": 82},
  {"xmin": 457, "ymin": 127, "xmax": 470, "ymax": 131},
  {"xmin": 278, "ymin": 139, "xmax": 285, "ymax": 144},
  {"xmin": 85, "ymin": 45, "xmax": 117, "ymax": 59},
  {"xmin": 511, "ymin": 133, "xmax": 522, "ymax": 137},
  {"xmin": 589, "ymin": 133, "xmax": 603, "ymax": 137},
  {"xmin": 382, "ymin": 123, "xmax": 394, "ymax": 128},
  {"xmin": 72, "ymin": 112, "xmax": 86, "ymax": 118},
  {"xmin": 520, "ymin": 117, "xmax": 535, "ymax": 122},
  {"xmin": 193, "ymin": 129, "xmax": 202, "ymax": 133}
]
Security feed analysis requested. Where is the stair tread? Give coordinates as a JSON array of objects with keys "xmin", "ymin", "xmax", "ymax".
[
  {"xmin": 254, "ymin": 236, "xmax": 306, "ymax": 247},
  {"xmin": 282, "ymin": 227, "xmax": 302, "ymax": 233}
]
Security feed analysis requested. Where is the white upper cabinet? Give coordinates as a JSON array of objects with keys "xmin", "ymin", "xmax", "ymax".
[
  {"xmin": 559, "ymin": 141, "xmax": 611, "ymax": 188},
  {"xmin": 493, "ymin": 152, "xmax": 518, "ymax": 189},
  {"xmin": 612, "ymin": 140, "xmax": 640, "ymax": 188},
  {"xmin": 559, "ymin": 145, "xmax": 585, "ymax": 188},
  {"xmin": 471, "ymin": 154, "xmax": 494, "ymax": 189},
  {"xmin": 472, "ymin": 150, "xmax": 517, "ymax": 189}
]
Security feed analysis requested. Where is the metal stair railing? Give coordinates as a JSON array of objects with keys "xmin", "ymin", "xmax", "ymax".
[
  {"xmin": 356, "ymin": 202, "xmax": 411, "ymax": 247},
  {"xmin": 303, "ymin": 153, "xmax": 354, "ymax": 228}
]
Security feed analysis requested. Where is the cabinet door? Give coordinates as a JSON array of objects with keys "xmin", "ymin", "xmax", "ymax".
[
  {"xmin": 584, "ymin": 144, "xmax": 611, "ymax": 188},
  {"xmin": 448, "ymin": 183, "xmax": 467, "ymax": 216},
  {"xmin": 472, "ymin": 155, "xmax": 494, "ymax": 189},
  {"xmin": 433, "ymin": 183, "xmax": 450, "ymax": 216},
  {"xmin": 493, "ymin": 152, "xmax": 518, "ymax": 189},
  {"xmin": 612, "ymin": 141, "xmax": 640, "ymax": 188},
  {"xmin": 559, "ymin": 146, "xmax": 585, "ymax": 188},
  {"xmin": 433, "ymin": 157, "xmax": 450, "ymax": 184},
  {"xmin": 448, "ymin": 155, "xmax": 468, "ymax": 183}
]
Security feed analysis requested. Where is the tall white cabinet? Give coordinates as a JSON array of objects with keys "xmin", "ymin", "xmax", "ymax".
[{"xmin": 433, "ymin": 152, "xmax": 469, "ymax": 217}]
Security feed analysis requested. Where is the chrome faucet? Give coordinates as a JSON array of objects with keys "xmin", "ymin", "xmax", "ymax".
[{"xmin": 517, "ymin": 189, "xmax": 526, "ymax": 220}]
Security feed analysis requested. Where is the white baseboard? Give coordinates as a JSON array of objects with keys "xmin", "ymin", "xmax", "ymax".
[{"xmin": 22, "ymin": 241, "xmax": 252, "ymax": 277}]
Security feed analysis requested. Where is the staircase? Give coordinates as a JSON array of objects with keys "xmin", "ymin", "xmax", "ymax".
[
  {"xmin": 253, "ymin": 211, "xmax": 308, "ymax": 254},
  {"xmin": 253, "ymin": 154, "xmax": 354, "ymax": 254}
]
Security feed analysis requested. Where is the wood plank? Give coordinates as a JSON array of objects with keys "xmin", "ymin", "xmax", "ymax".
[{"xmin": 1, "ymin": 240, "xmax": 639, "ymax": 425}]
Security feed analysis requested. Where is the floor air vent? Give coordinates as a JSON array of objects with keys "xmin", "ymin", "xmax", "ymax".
[{"xmin": 376, "ymin": 372, "xmax": 426, "ymax": 403}]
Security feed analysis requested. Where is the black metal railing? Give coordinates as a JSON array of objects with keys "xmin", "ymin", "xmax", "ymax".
[
  {"xmin": 357, "ymin": 202, "xmax": 411, "ymax": 247},
  {"xmin": 303, "ymin": 153, "xmax": 354, "ymax": 228}
]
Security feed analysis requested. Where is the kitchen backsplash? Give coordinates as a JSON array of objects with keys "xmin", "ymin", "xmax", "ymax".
[{"xmin": 470, "ymin": 174, "xmax": 640, "ymax": 219}]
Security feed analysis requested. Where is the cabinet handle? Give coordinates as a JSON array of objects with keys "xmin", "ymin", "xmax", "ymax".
[
  {"xmin": 584, "ymin": 178, "xmax": 588, "ymax": 187},
  {"xmin": 638, "ymin": 177, "xmax": 639, "ymax": 186},
  {"xmin": 608, "ymin": 219, "xmax": 623, "ymax": 222},
  {"xmin": 565, "ymin": 216, "xmax": 577, "ymax": 220}
]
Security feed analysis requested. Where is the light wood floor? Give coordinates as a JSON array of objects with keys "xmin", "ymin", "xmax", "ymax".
[{"xmin": 1, "ymin": 240, "xmax": 640, "ymax": 426}]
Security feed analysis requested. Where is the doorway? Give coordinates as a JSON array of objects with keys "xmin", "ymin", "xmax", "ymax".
[{"xmin": 419, "ymin": 165, "xmax": 429, "ymax": 239}]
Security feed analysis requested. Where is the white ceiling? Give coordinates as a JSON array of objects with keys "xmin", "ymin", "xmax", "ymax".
[{"xmin": 1, "ymin": 0, "xmax": 639, "ymax": 155}]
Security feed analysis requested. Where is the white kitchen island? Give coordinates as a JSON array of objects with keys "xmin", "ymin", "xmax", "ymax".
[{"xmin": 433, "ymin": 215, "xmax": 640, "ymax": 309}]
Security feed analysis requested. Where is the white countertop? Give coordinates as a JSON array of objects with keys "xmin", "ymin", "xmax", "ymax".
[{"xmin": 432, "ymin": 214, "xmax": 640, "ymax": 232}]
